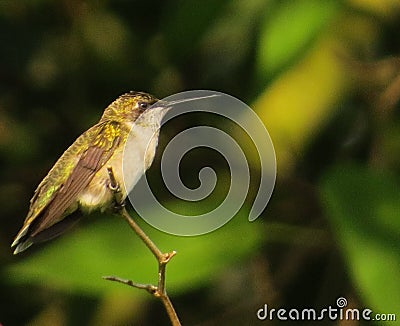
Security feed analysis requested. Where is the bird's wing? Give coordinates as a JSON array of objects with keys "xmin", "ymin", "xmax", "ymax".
[{"xmin": 13, "ymin": 120, "xmax": 122, "ymax": 243}]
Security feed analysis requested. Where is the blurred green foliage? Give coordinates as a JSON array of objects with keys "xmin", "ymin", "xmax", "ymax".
[
  {"xmin": 6, "ymin": 208, "xmax": 264, "ymax": 297},
  {"xmin": 321, "ymin": 165, "xmax": 400, "ymax": 316},
  {"xmin": 256, "ymin": 0, "xmax": 339, "ymax": 80},
  {"xmin": 1, "ymin": 0, "xmax": 400, "ymax": 325}
]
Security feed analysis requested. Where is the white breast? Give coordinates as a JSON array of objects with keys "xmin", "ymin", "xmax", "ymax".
[{"xmin": 122, "ymin": 124, "xmax": 160, "ymax": 195}]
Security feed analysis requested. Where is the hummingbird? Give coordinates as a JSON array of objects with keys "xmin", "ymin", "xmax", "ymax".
[{"xmin": 11, "ymin": 91, "xmax": 214, "ymax": 254}]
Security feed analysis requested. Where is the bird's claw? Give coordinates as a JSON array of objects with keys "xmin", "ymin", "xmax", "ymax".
[
  {"xmin": 108, "ymin": 182, "xmax": 120, "ymax": 192},
  {"xmin": 107, "ymin": 166, "xmax": 125, "ymax": 211}
]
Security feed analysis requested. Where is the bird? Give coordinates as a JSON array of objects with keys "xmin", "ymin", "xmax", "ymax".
[{"xmin": 11, "ymin": 91, "xmax": 213, "ymax": 254}]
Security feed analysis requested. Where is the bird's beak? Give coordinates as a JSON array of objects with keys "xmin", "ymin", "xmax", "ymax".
[{"xmin": 154, "ymin": 94, "xmax": 219, "ymax": 111}]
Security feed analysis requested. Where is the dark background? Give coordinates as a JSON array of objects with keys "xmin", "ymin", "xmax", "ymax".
[{"xmin": 1, "ymin": 0, "xmax": 399, "ymax": 325}]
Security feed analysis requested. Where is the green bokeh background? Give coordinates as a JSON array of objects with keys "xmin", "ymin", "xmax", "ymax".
[{"xmin": 1, "ymin": 0, "xmax": 399, "ymax": 325}]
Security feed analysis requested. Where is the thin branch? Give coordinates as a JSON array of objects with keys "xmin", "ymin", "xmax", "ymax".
[
  {"xmin": 105, "ymin": 167, "xmax": 181, "ymax": 326},
  {"xmin": 102, "ymin": 275, "xmax": 157, "ymax": 295}
]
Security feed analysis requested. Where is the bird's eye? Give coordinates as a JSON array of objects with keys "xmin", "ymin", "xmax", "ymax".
[{"xmin": 138, "ymin": 102, "xmax": 149, "ymax": 110}]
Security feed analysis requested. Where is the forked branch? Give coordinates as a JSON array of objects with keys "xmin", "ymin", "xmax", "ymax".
[{"xmin": 103, "ymin": 167, "xmax": 181, "ymax": 326}]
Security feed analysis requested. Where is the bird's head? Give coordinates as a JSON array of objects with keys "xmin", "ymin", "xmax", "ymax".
[
  {"xmin": 101, "ymin": 91, "xmax": 161, "ymax": 124},
  {"xmin": 101, "ymin": 90, "xmax": 219, "ymax": 128}
]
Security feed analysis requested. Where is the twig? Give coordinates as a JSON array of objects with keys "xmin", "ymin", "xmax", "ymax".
[{"xmin": 104, "ymin": 167, "xmax": 181, "ymax": 326}]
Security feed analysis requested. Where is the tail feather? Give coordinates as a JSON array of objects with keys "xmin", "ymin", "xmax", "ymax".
[
  {"xmin": 11, "ymin": 211, "xmax": 82, "ymax": 254},
  {"xmin": 13, "ymin": 239, "xmax": 34, "ymax": 255}
]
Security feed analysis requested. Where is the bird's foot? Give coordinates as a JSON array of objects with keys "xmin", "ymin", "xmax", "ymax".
[
  {"xmin": 107, "ymin": 166, "xmax": 125, "ymax": 212},
  {"xmin": 112, "ymin": 200, "xmax": 126, "ymax": 212}
]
